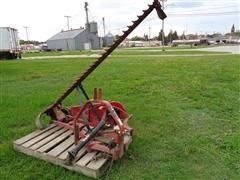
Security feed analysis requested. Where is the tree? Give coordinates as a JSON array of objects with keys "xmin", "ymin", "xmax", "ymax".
[
  {"xmin": 181, "ymin": 32, "xmax": 186, "ymax": 40},
  {"xmin": 19, "ymin": 40, "xmax": 42, "ymax": 45},
  {"xmin": 212, "ymin": 32, "xmax": 222, "ymax": 37},
  {"xmin": 131, "ymin": 36, "xmax": 145, "ymax": 41},
  {"xmin": 144, "ymin": 34, "xmax": 148, "ymax": 41},
  {"xmin": 231, "ymin": 24, "xmax": 235, "ymax": 34},
  {"xmin": 115, "ymin": 35, "xmax": 120, "ymax": 40},
  {"xmin": 158, "ymin": 29, "xmax": 165, "ymax": 41},
  {"xmin": 166, "ymin": 30, "xmax": 173, "ymax": 44},
  {"xmin": 172, "ymin": 31, "xmax": 178, "ymax": 40},
  {"xmin": 234, "ymin": 30, "xmax": 240, "ymax": 37}
]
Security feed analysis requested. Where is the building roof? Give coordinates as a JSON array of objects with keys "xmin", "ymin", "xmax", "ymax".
[
  {"xmin": 0, "ymin": 27, "xmax": 18, "ymax": 31},
  {"xmin": 48, "ymin": 29, "xmax": 85, "ymax": 41}
]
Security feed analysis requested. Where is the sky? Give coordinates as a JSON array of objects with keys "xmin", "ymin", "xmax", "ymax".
[{"xmin": 0, "ymin": 0, "xmax": 239, "ymax": 41}]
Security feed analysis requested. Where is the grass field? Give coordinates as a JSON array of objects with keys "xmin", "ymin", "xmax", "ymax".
[
  {"xmin": 22, "ymin": 50, "xmax": 100, "ymax": 57},
  {"xmin": 20, "ymin": 44, "xmax": 220, "ymax": 56},
  {"xmin": 0, "ymin": 50, "xmax": 239, "ymax": 179},
  {"xmin": 22, "ymin": 47, "xmax": 227, "ymax": 58}
]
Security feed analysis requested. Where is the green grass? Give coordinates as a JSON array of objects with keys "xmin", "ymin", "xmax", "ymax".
[
  {"xmin": 0, "ymin": 51, "xmax": 239, "ymax": 179},
  {"xmin": 22, "ymin": 48, "xmax": 226, "ymax": 58},
  {"xmin": 22, "ymin": 50, "xmax": 102, "ymax": 57},
  {"xmin": 123, "ymin": 44, "xmax": 240, "ymax": 51}
]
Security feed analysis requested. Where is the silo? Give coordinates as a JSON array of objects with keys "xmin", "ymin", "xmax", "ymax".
[
  {"xmin": 103, "ymin": 32, "xmax": 115, "ymax": 47},
  {"xmin": 89, "ymin": 21, "xmax": 98, "ymax": 34}
]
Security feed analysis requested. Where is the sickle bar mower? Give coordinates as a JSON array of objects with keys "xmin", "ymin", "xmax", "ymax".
[{"xmin": 36, "ymin": 0, "xmax": 166, "ymax": 165}]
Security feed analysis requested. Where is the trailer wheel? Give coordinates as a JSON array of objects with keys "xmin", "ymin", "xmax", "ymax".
[
  {"xmin": 18, "ymin": 53, "xmax": 22, "ymax": 59},
  {"xmin": 7, "ymin": 53, "xmax": 13, "ymax": 59},
  {"xmin": 11, "ymin": 54, "xmax": 17, "ymax": 59}
]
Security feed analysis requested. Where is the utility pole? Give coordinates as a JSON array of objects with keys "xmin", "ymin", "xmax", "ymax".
[
  {"xmin": 160, "ymin": 0, "xmax": 167, "ymax": 51},
  {"xmin": 64, "ymin": 15, "xmax": 71, "ymax": 51},
  {"xmin": 64, "ymin": 15, "xmax": 71, "ymax": 31},
  {"xmin": 85, "ymin": 2, "xmax": 89, "ymax": 30},
  {"xmin": 84, "ymin": 2, "xmax": 91, "ymax": 50},
  {"xmin": 23, "ymin": 26, "xmax": 29, "ymax": 42},
  {"xmin": 149, "ymin": 27, "xmax": 151, "ymax": 47},
  {"xmin": 103, "ymin": 17, "xmax": 106, "ymax": 37}
]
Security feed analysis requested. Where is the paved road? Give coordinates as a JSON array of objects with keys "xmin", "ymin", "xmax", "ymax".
[{"xmin": 196, "ymin": 45, "xmax": 240, "ymax": 54}]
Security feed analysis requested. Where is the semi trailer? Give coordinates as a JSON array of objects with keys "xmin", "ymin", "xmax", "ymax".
[{"xmin": 0, "ymin": 27, "xmax": 21, "ymax": 59}]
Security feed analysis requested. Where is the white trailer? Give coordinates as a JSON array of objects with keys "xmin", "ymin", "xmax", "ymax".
[
  {"xmin": 172, "ymin": 38, "xmax": 209, "ymax": 47},
  {"xmin": 0, "ymin": 27, "xmax": 21, "ymax": 59}
]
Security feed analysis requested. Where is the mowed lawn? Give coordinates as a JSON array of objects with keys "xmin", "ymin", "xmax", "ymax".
[
  {"xmin": 22, "ymin": 48, "xmax": 226, "ymax": 58},
  {"xmin": 0, "ymin": 52, "xmax": 239, "ymax": 179}
]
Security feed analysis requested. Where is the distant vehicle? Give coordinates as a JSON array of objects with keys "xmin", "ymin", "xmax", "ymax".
[
  {"xmin": 0, "ymin": 27, "xmax": 21, "ymax": 59},
  {"xmin": 172, "ymin": 38, "xmax": 209, "ymax": 47},
  {"xmin": 39, "ymin": 44, "xmax": 49, "ymax": 52},
  {"xmin": 208, "ymin": 40, "xmax": 218, "ymax": 45}
]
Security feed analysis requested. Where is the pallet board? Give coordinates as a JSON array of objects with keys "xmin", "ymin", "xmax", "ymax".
[{"xmin": 13, "ymin": 124, "xmax": 132, "ymax": 178}]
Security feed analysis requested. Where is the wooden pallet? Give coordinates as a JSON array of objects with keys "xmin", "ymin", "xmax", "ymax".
[{"xmin": 13, "ymin": 124, "xmax": 132, "ymax": 178}]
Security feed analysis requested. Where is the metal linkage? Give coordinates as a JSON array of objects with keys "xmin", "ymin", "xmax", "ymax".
[
  {"xmin": 42, "ymin": 0, "xmax": 166, "ymax": 116},
  {"xmin": 67, "ymin": 119, "xmax": 106, "ymax": 163}
]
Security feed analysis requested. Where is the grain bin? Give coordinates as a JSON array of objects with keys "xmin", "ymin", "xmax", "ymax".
[
  {"xmin": 103, "ymin": 32, "xmax": 115, "ymax": 47},
  {"xmin": 89, "ymin": 21, "xmax": 98, "ymax": 34}
]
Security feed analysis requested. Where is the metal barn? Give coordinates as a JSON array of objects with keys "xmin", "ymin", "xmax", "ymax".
[{"xmin": 47, "ymin": 26, "xmax": 102, "ymax": 51}]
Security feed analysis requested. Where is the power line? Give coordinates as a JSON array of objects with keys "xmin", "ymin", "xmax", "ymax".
[
  {"xmin": 60, "ymin": 1, "xmax": 85, "ymax": 30},
  {"xmin": 170, "ymin": 5, "xmax": 238, "ymax": 13},
  {"xmin": 97, "ymin": 9, "xmax": 240, "ymax": 34},
  {"xmin": 88, "ymin": 10, "xmax": 97, "ymax": 22},
  {"xmin": 61, "ymin": 1, "xmax": 85, "ymax": 30},
  {"xmin": 146, "ymin": 10, "xmax": 240, "ymax": 21},
  {"xmin": 168, "ymin": 11, "xmax": 240, "ymax": 17},
  {"xmin": 63, "ymin": 11, "xmax": 83, "ymax": 29}
]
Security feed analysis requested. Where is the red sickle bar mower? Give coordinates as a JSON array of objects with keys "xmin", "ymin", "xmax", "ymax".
[
  {"xmin": 36, "ymin": 0, "xmax": 166, "ymax": 164},
  {"xmin": 51, "ymin": 87, "xmax": 133, "ymax": 163}
]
